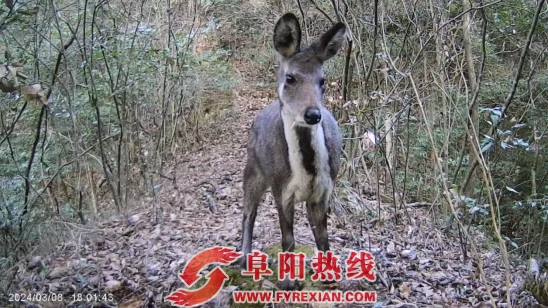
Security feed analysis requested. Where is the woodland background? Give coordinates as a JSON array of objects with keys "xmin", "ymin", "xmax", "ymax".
[{"xmin": 0, "ymin": 0, "xmax": 547, "ymax": 306}]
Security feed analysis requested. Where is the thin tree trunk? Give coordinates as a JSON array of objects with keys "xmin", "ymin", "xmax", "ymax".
[{"xmin": 461, "ymin": 0, "xmax": 478, "ymax": 197}]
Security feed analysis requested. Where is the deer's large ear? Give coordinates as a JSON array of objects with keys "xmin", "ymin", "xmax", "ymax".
[
  {"xmin": 273, "ymin": 13, "xmax": 302, "ymax": 58},
  {"xmin": 314, "ymin": 22, "xmax": 346, "ymax": 62}
]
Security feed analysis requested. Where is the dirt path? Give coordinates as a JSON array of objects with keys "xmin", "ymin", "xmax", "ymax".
[{"xmin": 4, "ymin": 60, "xmax": 542, "ymax": 308}]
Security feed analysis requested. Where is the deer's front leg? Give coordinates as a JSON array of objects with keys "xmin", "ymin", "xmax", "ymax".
[
  {"xmin": 306, "ymin": 200, "xmax": 329, "ymax": 253},
  {"xmin": 273, "ymin": 188, "xmax": 299, "ymax": 291},
  {"xmin": 307, "ymin": 198, "xmax": 340, "ymax": 289}
]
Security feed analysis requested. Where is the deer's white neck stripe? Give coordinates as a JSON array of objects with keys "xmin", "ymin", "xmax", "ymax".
[{"xmin": 280, "ymin": 108, "xmax": 332, "ymax": 205}]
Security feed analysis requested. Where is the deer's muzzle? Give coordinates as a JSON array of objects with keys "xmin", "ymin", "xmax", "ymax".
[{"xmin": 304, "ymin": 107, "xmax": 322, "ymax": 125}]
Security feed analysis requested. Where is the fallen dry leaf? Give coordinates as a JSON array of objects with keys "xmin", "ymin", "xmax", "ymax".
[
  {"xmin": 47, "ymin": 266, "xmax": 69, "ymax": 279},
  {"xmin": 27, "ymin": 256, "xmax": 42, "ymax": 270},
  {"xmin": 20, "ymin": 83, "xmax": 48, "ymax": 104},
  {"xmin": 399, "ymin": 281, "xmax": 411, "ymax": 298},
  {"xmin": 105, "ymin": 280, "xmax": 123, "ymax": 292},
  {"xmin": 119, "ymin": 296, "xmax": 142, "ymax": 308}
]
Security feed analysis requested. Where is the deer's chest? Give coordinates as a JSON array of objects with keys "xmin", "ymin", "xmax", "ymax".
[{"xmin": 282, "ymin": 121, "xmax": 332, "ymax": 205}]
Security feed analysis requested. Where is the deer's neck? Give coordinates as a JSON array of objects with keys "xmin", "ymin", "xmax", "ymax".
[{"xmin": 281, "ymin": 108, "xmax": 332, "ymax": 204}]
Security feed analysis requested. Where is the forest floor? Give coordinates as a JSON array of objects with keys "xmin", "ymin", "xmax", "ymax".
[{"xmin": 4, "ymin": 58, "xmax": 542, "ymax": 308}]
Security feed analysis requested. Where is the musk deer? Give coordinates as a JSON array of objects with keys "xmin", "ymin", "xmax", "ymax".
[{"xmin": 240, "ymin": 13, "xmax": 346, "ymax": 290}]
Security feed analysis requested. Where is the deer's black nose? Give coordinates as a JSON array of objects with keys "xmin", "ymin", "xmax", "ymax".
[{"xmin": 304, "ymin": 108, "xmax": 322, "ymax": 125}]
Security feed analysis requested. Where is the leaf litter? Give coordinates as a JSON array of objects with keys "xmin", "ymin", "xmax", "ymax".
[{"xmin": 2, "ymin": 60, "xmax": 543, "ymax": 308}]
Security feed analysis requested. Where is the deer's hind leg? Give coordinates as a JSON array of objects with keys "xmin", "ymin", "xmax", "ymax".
[{"xmin": 240, "ymin": 163, "xmax": 268, "ymax": 269}]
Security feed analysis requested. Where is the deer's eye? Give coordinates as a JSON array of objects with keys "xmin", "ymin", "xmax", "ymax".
[{"xmin": 285, "ymin": 74, "xmax": 296, "ymax": 85}]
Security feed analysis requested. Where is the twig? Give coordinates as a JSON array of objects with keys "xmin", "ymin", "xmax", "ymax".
[
  {"xmin": 309, "ymin": 0, "xmax": 334, "ymax": 24},
  {"xmin": 364, "ymin": 0, "xmax": 378, "ymax": 86},
  {"xmin": 20, "ymin": 106, "xmax": 45, "ymax": 231},
  {"xmin": 296, "ymin": 0, "xmax": 309, "ymax": 44},
  {"xmin": 408, "ymin": 73, "xmax": 497, "ymax": 307},
  {"xmin": 469, "ymin": 116, "xmax": 512, "ymax": 307},
  {"xmin": 0, "ymin": 101, "xmax": 27, "ymax": 147},
  {"xmin": 342, "ymin": 39, "xmax": 353, "ymax": 102},
  {"xmin": 329, "ymin": 0, "xmax": 342, "ymax": 22},
  {"xmin": 461, "ymin": 0, "xmax": 546, "ymax": 194},
  {"xmin": 194, "ymin": 180, "xmax": 218, "ymax": 193},
  {"xmin": 405, "ymin": 202, "xmax": 433, "ymax": 208}
]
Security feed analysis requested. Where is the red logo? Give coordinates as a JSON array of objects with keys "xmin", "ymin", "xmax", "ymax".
[
  {"xmin": 311, "ymin": 251, "xmax": 343, "ymax": 281},
  {"xmin": 345, "ymin": 250, "xmax": 376, "ymax": 281},
  {"xmin": 164, "ymin": 246, "xmax": 242, "ymax": 307},
  {"xmin": 165, "ymin": 247, "xmax": 377, "ymax": 307},
  {"xmin": 278, "ymin": 252, "xmax": 306, "ymax": 281},
  {"xmin": 240, "ymin": 250, "xmax": 273, "ymax": 281}
]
